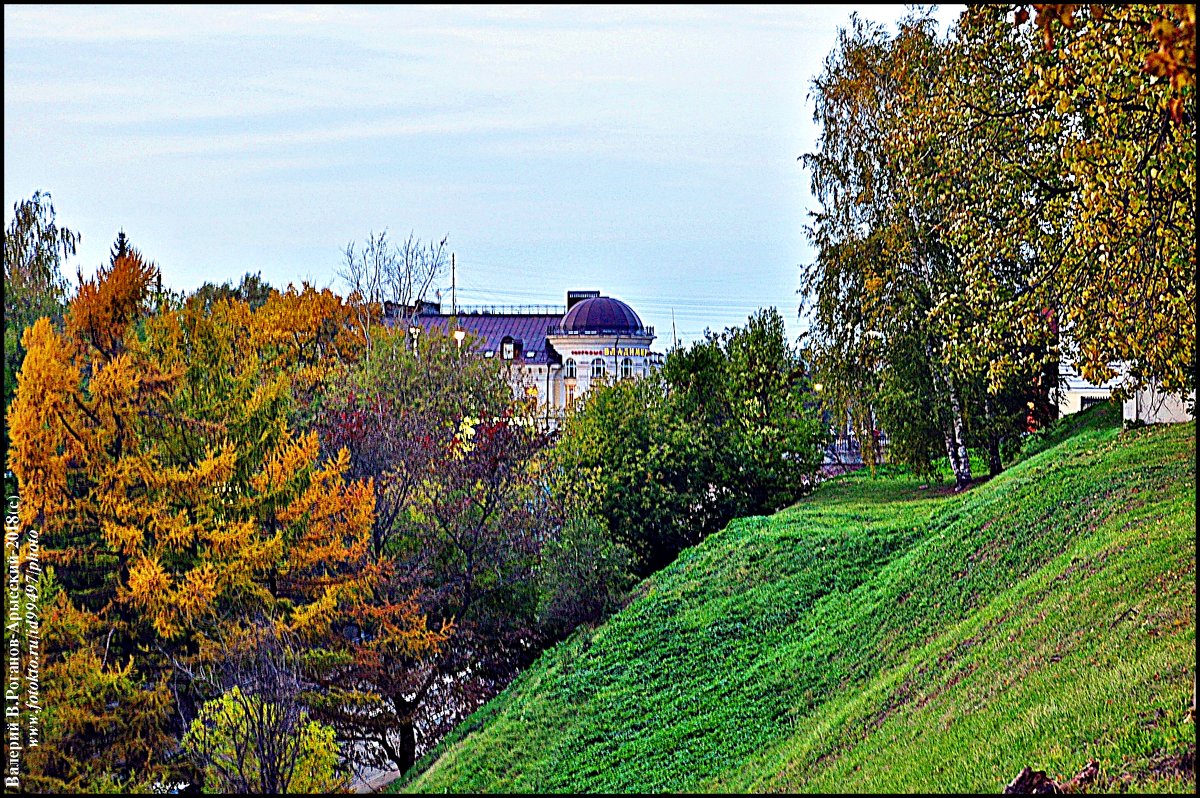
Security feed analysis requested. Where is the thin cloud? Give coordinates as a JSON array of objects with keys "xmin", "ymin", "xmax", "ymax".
[{"xmin": 5, "ymin": 4, "xmax": 965, "ymax": 347}]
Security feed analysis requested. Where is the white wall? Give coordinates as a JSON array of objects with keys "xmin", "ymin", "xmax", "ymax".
[
  {"xmin": 1054, "ymin": 362, "xmax": 1115, "ymax": 417},
  {"xmin": 1122, "ymin": 381, "xmax": 1196, "ymax": 425}
]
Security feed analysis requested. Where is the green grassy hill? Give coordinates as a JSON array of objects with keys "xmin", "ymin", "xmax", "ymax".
[{"xmin": 396, "ymin": 402, "xmax": 1196, "ymax": 793}]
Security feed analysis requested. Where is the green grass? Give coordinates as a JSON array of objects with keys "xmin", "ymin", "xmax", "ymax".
[{"xmin": 395, "ymin": 401, "xmax": 1196, "ymax": 793}]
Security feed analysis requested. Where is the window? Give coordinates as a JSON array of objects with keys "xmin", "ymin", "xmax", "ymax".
[
  {"xmin": 564, "ymin": 358, "xmax": 576, "ymax": 379},
  {"xmin": 501, "ymin": 337, "xmax": 515, "ymax": 360},
  {"xmin": 590, "ymin": 358, "xmax": 606, "ymax": 379},
  {"xmin": 620, "ymin": 357, "xmax": 633, "ymax": 380}
]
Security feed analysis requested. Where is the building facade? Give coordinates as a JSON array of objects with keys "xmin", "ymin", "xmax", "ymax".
[
  {"xmin": 405, "ymin": 290, "xmax": 663, "ymax": 423},
  {"xmin": 1121, "ymin": 379, "xmax": 1195, "ymax": 425},
  {"xmin": 1053, "ymin": 361, "xmax": 1116, "ymax": 416},
  {"xmin": 1051, "ymin": 361, "xmax": 1194, "ymax": 425}
]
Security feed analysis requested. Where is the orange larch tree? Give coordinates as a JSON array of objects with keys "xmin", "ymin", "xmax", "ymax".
[{"xmin": 8, "ymin": 249, "xmax": 430, "ymax": 791}]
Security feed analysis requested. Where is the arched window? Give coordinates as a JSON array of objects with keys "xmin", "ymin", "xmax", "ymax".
[
  {"xmin": 564, "ymin": 358, "xmax": 576, "ymax": 379},
  {"xmin": 620, "ymin": 357, "xmax": 634, "ymax": 380},
  {"xmin": 590, "ymin": 358, "xmax": 606, "ymax": 379}
]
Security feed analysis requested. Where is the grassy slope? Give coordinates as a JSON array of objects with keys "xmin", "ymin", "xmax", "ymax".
[{"xmin": 398, "ymin": 402, "xmax": 1196, "ymax": 793}]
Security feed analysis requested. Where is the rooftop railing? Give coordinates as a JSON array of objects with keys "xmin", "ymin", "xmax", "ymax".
[
  {"xmin": 453, "ymin": 304, "xmax": 566, "ymax": 316},
  {"xmin": 546, "ymin": 325, "xmax": 655, "ymax": 337}
]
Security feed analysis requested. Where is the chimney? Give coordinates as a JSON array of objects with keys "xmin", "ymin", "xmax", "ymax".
[{"xmin": 566, "ymin": 290, "xmax": 601, "ymax": 310}]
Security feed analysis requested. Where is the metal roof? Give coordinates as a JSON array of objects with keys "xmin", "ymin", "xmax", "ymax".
[
  {"xmin": 383, "ymin": 292, "xmax": 654, "ymax": 365},
  {"xmin": 554, "ymin": 296, "xmax": 649, "ymax": 336},
  {"xmin": 407, "ymin": 313, "xmax": 564, "ymax": 365}
]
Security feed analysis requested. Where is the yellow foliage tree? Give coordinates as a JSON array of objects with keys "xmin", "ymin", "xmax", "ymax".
[{"xmin": 7, "ymin": 249, "xmax": 414, "ymax": 790}]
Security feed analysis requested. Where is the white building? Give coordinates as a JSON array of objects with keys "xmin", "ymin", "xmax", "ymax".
[
  {"xmin": 409, "ymin": 290, "xmax": 664, "ymax": 424},
  {"xmin": 1053, "ymin": 361, "xmax": 1117, "ymax": 416},
  {"xmin": 1121, "ymin": 377, "xmax": 1195, "ymax": 425},
  {"xmin": 1053, "ymin": 361, "xmax": 1194, "ymax": 425}
]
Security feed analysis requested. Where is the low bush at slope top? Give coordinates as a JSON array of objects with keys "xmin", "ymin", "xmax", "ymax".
[{"xmin": 397, "ymin": 402, "xmax": 1196, "ymax": 793}]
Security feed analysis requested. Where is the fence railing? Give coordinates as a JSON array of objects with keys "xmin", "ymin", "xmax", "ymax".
[
  {"xmin": 823, "ymin": 436, "xmax": 889, "ymax": 466},
  {"xmin": 455, "ymin": 304, "xmax": 566, "ymax": 316},
  {"xmin": 546, "ymin": 325, "xmax": 655, "ymax": 337}
]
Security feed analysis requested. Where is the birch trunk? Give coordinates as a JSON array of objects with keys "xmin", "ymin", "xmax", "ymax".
[{"xmin": 944, "ymin": 377, "xmax": 972, "ymax": 490}]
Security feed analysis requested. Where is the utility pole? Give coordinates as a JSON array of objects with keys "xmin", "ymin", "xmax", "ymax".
[{"xmin": 451, "ymin": 252, "xmax": 457, "ymax": 315}]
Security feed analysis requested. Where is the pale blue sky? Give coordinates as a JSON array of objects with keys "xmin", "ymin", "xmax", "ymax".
[{"xmin": 4, "ymin": 4, "xmax": 961, "ymax": 347}]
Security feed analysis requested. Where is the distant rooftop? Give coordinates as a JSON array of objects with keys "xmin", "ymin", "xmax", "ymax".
[
  {"xmin": 411, "ymin": 312, "xmax": 563, "ymax": 365},
  {"xmin": 550, "ymin": 295, "xmax": 650, "ymax": 337},
  {"xmin": 454, "ymin": 304, "xmax": 566, "ymax": 316},
  {"xmin": 384, "ymin": 289, "xmax": 655, "ymax": 363}
]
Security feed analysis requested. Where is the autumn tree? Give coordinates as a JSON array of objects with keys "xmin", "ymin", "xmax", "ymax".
[
  {"xmin": 942, "ymin": 4, "xmax": 1197, "ymax": 397},
  {"xmin": 250, "ymin": 281, "xmax": 368, "ymax": 414},
  {"xmin": 191, "ymin": 270, "xmax": 274, "ymax": 312},
  {"xmin": 8, "ymin": 251, "xmax": 392, "ymax": 790},
  {"xmin": 802, "ymin": 11, "xmax": 1056, "ymax": 487},
  {"xmin": 181, "ymin": 623, "xmax": 349, "ymax": 794},
  {"xmin": 3, "ymin": 192, "xmax": 78, "ymax": 478},
  {"xmin": 811, "ymin": 3, "xmax": 1197, "ymax": 480},
  {"xmin": 803, "ymin": 13, "xmax": 975, "ymax": 487},
  {"xmin": 3, "ymin": 191, "xmax": 76, "ymax": 349},
  {"xmin": 185, "ymin": 686, "xmax": 345, "ymax": 795},
  {"xmin": 306, "ymin": 326, "xmax": 557, "ymax": 775},
  {"xmin": 394, "ymin": 409, "xmax": 553, "ymax": 761},
  {"xmin": 23, "ymin": 577, "xmax": 176, "ymax": 793}
]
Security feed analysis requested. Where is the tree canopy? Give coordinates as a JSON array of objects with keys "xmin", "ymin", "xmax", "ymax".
[
  {"xmin": 557, "ymin": 307, "xmax": 827, "ymax": 575},
  {"xmin": 10, "ymin": 250, "xmax": 388, "ymax": 790},
  {"xmin": 4, "ymin": 192, "xmax": 78, "ymax": 463},
  {"xmin": 801, "ymin": 4, "xmax": 1195, "ymax": 485}
]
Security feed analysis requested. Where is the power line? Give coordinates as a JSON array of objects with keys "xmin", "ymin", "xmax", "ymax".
[
  {"xmin": 454, "ymin": 285, "xmax": 795, "ymax": 312},
  {"xmin": 448, "ymin": 260, "xmax": 801, "ymax": 305}
]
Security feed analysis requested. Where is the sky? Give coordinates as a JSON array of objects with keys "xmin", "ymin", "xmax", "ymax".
[{"xmin": 4, "ymin": 4, "xmax": 963, "ymax": 348}]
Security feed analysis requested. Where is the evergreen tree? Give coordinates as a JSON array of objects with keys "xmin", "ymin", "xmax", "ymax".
[{"xmin": 110, "ymin": 229, "xmax": 132, "ymax": 265}]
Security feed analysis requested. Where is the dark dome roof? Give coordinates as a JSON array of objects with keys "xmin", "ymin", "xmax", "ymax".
[{"xmin": 560, "ymin": 296, "xmax": 644, "ymax": 334}]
